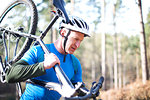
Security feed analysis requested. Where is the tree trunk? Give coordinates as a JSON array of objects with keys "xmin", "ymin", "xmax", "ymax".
[
  {"xmin": 118, "ymin": 36, "xmax": 122, "ymax": 88},
  {"xmin": 71, "ymin": 0, "xmax": 75, "ymax": 14},
  {"xmin": 138, "ymin": 0, "xmax": 149, "ymax": 84},
  {"xmin": 113, "ymin": 3, "xmax": 118, "ymax": 89},
  {"xmin": 123, "ymin": 63, "xmax": 126, "ymax": 87},
  {"xmin": 92, "ymin": 31, "xmax": 96, "ymax": 81},
  {"xmin": 109, "ymin": 65, "xmax": 114, "ymax": 89},
  {"xmin": 101, "ymin": 0, "xmax": 106, "ymax": 90},
  {"xmin": 52, "ymin": 28, "xmax": 57, "ymax": 42},
  {"xmin": 113, "ymin": 33, "xmax": 118, "ymax": 89},
  {"xmin": 49, "ymin": 0, "xmax": 54, "ymax": 43},
  {"xmin": 92, "ymin": 60, "xmax": 96, "ymax": 81},
  {"xmin": 136, "ymin": 52, "xmax": 140, "ymax": 80}
]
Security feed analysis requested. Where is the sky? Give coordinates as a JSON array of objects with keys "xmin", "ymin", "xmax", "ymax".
[{"xmin": 0, "ymin": 0, "xmax": 150, "ymax": 36}]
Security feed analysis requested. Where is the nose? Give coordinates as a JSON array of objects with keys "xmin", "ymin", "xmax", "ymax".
[{"xmin": 75, "ymin": 41, "xmax": 81, "ymax": 48}]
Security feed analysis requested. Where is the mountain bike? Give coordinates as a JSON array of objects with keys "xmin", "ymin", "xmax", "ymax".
[{"xmin": 0, "ymin": 0, "xmax": 104, "ymax": 99}]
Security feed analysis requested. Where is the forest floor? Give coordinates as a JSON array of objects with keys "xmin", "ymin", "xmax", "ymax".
[{"xmin": 100, "ymin": 80, "xmax": 150, "ymax": 100}]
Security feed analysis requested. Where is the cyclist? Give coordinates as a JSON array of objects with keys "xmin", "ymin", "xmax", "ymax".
[{"xmin": 5, "ymin": 16, "xmax": 90, "ymax": 100}]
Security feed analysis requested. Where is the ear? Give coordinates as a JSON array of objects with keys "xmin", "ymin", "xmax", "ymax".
[{"xmin": 60, "ymin": 28, "xmax": 67, "ymax": 37}]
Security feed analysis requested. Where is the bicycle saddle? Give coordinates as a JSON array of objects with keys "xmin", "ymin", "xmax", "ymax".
[{"xmin": 53, "ymin": 0, "xmax": 70, "ymax": 23}]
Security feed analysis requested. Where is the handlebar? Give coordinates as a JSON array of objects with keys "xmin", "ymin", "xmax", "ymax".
[
  {"xmin": 93, "ymin": 76, "xmax": 104, "ymax": 94},
  {"xmin": 65, "ymin": 76, "xmax": 104, "ymax": 100}
]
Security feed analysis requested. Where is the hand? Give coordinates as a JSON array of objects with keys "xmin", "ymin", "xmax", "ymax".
[
  {"xmin": 93, "ymin": 83, "xmax": 100, "ymax": 97},
  {"xmin": 43, "ymin": 53, "xmax": 60, "ymax": 70}
]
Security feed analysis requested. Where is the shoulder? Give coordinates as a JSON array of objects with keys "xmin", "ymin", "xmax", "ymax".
[
  {"xmin": 70, "ymin": 55, "xmax": 82, "ymax": 82},
  {"xmin": 70, "ymin": 54, "xmax": 80, "ymax": 64},
  {"xmin": 30, "ymin": 43, "xmax": 52, "ymax": 53},
  {"xmin": 70, "ymin": 54, "xmax": 81, "ymax": 73},
  {"xmin": 21, "ymin": 44, "xmax": 52, "ymax": 63}
]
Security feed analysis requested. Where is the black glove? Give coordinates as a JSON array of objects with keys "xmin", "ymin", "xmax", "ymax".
[{"xmin": 92, "ymin": 81, "xmax": 100, "ymax": 97}]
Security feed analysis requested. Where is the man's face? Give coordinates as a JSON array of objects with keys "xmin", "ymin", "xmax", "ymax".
[{"xmin": 64, "ymin": 30, "xmax": 84, "ymax": 54}]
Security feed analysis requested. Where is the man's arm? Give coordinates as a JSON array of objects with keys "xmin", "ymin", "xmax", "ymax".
[{"xmin": 5, "ymin": 60, "xmax": 46, "ymax": 83}]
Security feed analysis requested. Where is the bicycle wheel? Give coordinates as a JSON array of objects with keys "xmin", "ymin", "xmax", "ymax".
[{"xmin": 0, "ymin": 0, "xmax": 38, "ymax": 64}]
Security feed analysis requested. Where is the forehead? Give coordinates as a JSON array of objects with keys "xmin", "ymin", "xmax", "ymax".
[{"xmin": 69, "ymin": 31, "xmax": 84, "ymax": 39}]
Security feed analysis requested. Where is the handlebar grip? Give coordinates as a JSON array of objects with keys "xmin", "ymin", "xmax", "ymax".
[
  {"xmin": 98, "ymin": 76, "xmax": 104, "ymax": 85},
  {"xmin": 97, "ymin": 76, "xmax": 104, "ymax": 89},
  {"xmin": 92, "ymin": 76, "xmax": 104, "ymax": 95}
]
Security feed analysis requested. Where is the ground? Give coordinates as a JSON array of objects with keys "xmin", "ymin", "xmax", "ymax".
[{"xmin": 100, "ymin": 80, "xmax": 150, "ymax": 100}]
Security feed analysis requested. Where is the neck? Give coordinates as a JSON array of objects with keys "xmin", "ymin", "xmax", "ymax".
[{"xmin": 54, "ymin": 39, "xmax": 66, "ymax": 54}]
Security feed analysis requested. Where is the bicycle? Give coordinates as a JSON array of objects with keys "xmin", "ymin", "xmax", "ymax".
[{"xmin": 0, "ymin": 0, "xmax": 104, "ymax": 99}]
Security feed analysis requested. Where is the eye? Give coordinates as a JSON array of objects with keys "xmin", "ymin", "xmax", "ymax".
[
  {"xmin": 74, "ymin": 38, "xmax": 83, "ymax": 43},
  {"xmin": 74, "ymin": 38, "xmax": 77, "ymax": 40}
]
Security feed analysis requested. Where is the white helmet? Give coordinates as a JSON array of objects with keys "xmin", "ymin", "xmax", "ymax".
[{"xmin": 59, "ymin": 16, "xmax": 90, "ymax": 37}]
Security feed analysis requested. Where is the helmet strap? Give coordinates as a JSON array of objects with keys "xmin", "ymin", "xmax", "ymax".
[{"xmin": 63, "ymin": 29, "xmax": 71, "ymax": 62}]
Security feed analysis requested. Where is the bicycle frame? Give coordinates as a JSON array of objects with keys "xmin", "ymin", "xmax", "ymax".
[{"xmin": 0, "ymin": 9, "xmax": 77, "ymax": 97}]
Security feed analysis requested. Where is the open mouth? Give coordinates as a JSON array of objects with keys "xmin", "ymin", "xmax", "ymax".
[
  {"xmin": 71, "ymin": 48, "xmax": 75, "ymax": 51},
  {"xmin": 70, "ymin": 47, "xmax": 76, "ymax": 52}
]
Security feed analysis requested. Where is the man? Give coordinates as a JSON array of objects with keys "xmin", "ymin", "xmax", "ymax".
[{"xmin": 5, "ymin": 16, "xmax": 90, "ymax": 100}]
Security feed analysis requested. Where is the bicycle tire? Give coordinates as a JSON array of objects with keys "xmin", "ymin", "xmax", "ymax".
[{"xmin": 0, "ymin": 0, "xmax": 38, "ymax": 64}]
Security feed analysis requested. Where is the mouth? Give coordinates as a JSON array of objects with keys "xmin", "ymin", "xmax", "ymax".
[
  {"xmin": 71, "ymin": 47, "xmax": 75, "ymax": 50},
  {"xmin": 70, "ymin": 47, "xmax": 76, "ymax": 52}
]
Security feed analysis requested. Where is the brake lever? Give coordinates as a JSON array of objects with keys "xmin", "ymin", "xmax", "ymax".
[{"xmin": 91, "ymin": 76, "xmax": 104, "ymax": 96}]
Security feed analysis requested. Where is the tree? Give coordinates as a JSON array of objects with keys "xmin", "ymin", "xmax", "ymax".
[
  {"xmin": 101, "ymin": 0, "xmax": 106, "ymax": 90},
  {"xmin": 137, "ymin": 0, "xmax": 149, "ymax": 84},
  {"xmin": 112, "ymin": 0, "xmax": 123, "ymax": 89},
  {"xmin": 145, "ymin": 8, "xmax": 150, "ymax": 79},
  {"xmin": 70, "ymin": 0, "xmax": 75, "ymax": 14},
  {"xmin": 112, "ymin": 0, "xmax": 118, "ymax": 89},
  {"xmin": 118, "ymin": 35, "xmax": 122, "ymax": 88},
  {"xmin": 35, "ymin": 0, "xmax": 55, "ymax": 43}
]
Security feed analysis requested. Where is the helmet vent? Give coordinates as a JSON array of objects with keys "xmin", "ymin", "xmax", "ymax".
[
  {"xmin": 84, "ymin": 22, "xmax": 88, "ymax": 29},
  {"xmin": 80, "ymin": 20, "xmax": 85, "ymax": 28},
  {"xmin": 69, "ymin": 20, "xmax": 74, "ymax": 26},
  {"xmin": 74, "ymin": 19, "xmax": 82, "ymax": 28}
]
